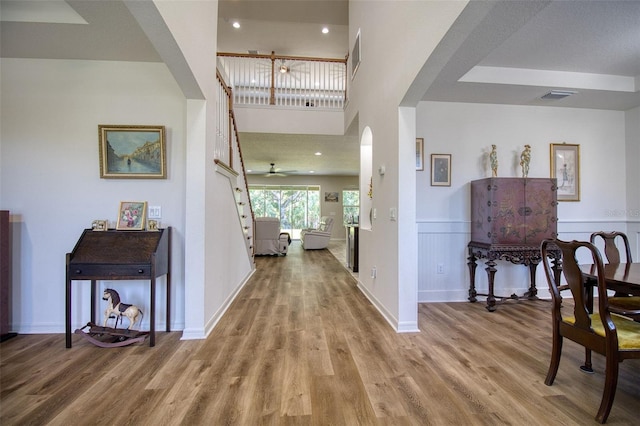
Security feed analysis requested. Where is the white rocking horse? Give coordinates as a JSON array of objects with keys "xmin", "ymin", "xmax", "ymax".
[{"xmin": 102, "ymin": 288, "xmax": 143, "ymax": 330}]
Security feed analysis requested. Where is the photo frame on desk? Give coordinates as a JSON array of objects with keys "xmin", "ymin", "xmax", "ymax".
[
  {"xmin": 431, "ymin": 154, "xmax": 451, "ymax": 186},
  {"xmin": 550, "ymin": 143, "xmax": 580, "ymax": 201},
  {"xmin": 116, "ymin": 201, "xmax": 147, "ymax": 230},
  {"xmin": 99, "ymin": 125, "xmax": 166, "ymax": 179}
]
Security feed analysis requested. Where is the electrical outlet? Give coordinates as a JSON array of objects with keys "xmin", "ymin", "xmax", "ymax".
[
  {"xmin": 437, "ymin": 263, "xmax": 444, "ymax": 274},
  {"xmin": 371, "ymin": 266, "xmax": 377, "ymax": 279}
]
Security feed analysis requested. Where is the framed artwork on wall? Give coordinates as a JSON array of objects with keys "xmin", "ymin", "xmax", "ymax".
[
  {"xmin": 416, "ymin": 138, "xmax": 424, "ymax": 171},
  {"xmin": 116, "ymin": 201, "xmax": 147, "ymax": 230},
  {"xmin": 99, "ymin": 125, "xmax": 166, "ymax": 179},
  {"xmin": 431, "ymin": 154, "xmax": 451, "ymax": 186},
  {"xmin": 550, "ymin": 143, "xmax": 580, "ymax": 201},
  {"xmin": 351, "ymin": 29, "xmax": 361, "ymax": 79}
]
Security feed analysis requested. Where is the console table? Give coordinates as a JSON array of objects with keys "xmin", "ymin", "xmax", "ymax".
[
  {"xmin": 65, "ymin": 227, "xmax": 171, "ymax": 347},
  {"xmin": 468, "ymin": 178, "xmax": 558, "ymax": 311},
  {"xmin": 467, "ymin": 243, "xmax": 560, "ymax": 311}
]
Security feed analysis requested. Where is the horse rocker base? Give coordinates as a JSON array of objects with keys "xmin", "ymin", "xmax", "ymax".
[{"xmin": 74, "ymin": 322, "xmax": 149, "ymax": 348}]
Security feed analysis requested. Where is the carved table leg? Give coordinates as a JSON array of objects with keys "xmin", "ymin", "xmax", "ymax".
[
  {"xmin": 525, "ymin": 262, "xmax": 539, "ymax": 300},
  {"xmin": 485, "ymin": 259, "xmax": 497, "ymax": 311},
  {"xmin": 467, "ymin": 251, "xmax": 478, "ymax": 302}
]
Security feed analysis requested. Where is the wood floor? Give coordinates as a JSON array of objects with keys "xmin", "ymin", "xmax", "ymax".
[{"xmin": 2, "ymin": 243, "xmax": 639, "ymax": 425}]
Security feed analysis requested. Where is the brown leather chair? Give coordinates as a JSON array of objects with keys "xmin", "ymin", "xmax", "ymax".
[
  {"xmin": 590, "ymin": 231, "xmax": 640, "ymax": 320},
  {"xmin": 541, "ymin": 238, "xmax": 640, "ymax": 423}
]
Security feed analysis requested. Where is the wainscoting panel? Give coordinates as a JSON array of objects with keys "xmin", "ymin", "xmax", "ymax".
[{"xmin": 417, "ymin": 220, "xmax": 633, "ymax": 303}]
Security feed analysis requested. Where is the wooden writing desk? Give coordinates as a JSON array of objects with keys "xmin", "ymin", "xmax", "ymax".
[{"xmin": 65, "ymin": 228, "xmax": 171, "ymax": 347}]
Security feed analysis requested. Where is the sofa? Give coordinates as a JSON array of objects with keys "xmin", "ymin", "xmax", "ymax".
[
  {"xmin": 300, "ymin": 216, "xmax": 334, "ymax": 250},
  {"xmin": 254, "ymin": 217, "xmax": 289, "ymax": 256}
]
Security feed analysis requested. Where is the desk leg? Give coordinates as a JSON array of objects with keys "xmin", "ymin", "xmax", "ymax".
[
  {"xmin": 525, "ymin": 263, "xmax": 539, "ymax": 300},
  {"xmin": 66, "ymin": 277, "xmax": 72, "ymax": 348},
  {"xmin": 485, "ymin": 259, "xmax": 497, "ymax": 312},
  {"xmin": 150, "ymin": 277, "xmax": 156, "ymax": 347},
  {"xmin": 166, "ymin": 274, "xmax": 171, "ymax": 332},
  {"xmin": 91, "ymin": 280, "xmax": 97, "ymax": 325},
  {"xmin": 467, "ymin": 252, "xmax": 478, "ymax": 302}
]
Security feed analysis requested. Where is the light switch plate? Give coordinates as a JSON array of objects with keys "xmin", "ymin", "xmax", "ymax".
[{"xmin": 148, "ymin": 206, "xmax": 162, "ymax": 219}]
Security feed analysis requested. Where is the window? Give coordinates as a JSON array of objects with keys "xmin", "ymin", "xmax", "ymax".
[
  {"xmin": 343, "ymin": 189, "xmax": 359, "ymax": 224},
  {"xmin": 249, "ymin": 185, "xmax": 320, "ymax": 239}
]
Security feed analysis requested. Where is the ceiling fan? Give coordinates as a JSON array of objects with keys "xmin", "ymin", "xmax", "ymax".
[{"xmin": 264, "ymin": 162, "xmax": 296, "ymax": 177}]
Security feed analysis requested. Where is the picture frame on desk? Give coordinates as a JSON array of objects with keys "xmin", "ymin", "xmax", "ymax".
[
  {"xmin": 98, "ymin": 125, "xmax": 166, "ymax": 179},
  {"xmin": 550, "ymin": 143, "xmax": 580, "ymax": 201},
  {"xmin": 116, "ymin": 201, "xmax": 147, "ymax": 230}
]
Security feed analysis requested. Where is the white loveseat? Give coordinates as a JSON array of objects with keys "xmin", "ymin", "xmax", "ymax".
[
  {"xmin": 254, "ymin": 217, "xmax": 289, "ymax": 256},
  {"xmin": 300, "ymin": 216, "xmax": 334, "ymax": 250}
]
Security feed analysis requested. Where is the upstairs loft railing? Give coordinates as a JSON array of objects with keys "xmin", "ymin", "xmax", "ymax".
[{"xmin": 217, "ymin": 51, "xmax": 347, "ymax": 109}]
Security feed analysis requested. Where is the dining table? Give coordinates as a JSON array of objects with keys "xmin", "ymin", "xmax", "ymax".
[{"xmin": 580, "ymin": 262, "xmax": 640, "ymax": 296}]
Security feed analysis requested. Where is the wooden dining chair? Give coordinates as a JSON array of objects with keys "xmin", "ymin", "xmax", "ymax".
[
  {"xmin": 590, "ymin": 231, "xmax": 640, "ymax": 320},
  {"xmin": 541, "ymin": 238, "xmax": 640, "ymax": 424}
]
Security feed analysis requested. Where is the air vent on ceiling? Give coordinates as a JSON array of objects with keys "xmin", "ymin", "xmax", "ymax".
[
  {"xmin": 248, "ymin": 50, "xmax": 258, "ymax": 55},
  {"xmin": 541, "ymin": 90, "xmax": 577, "ymax": 100}
]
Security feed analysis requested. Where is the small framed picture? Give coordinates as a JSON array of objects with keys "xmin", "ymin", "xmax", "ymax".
[
  {"xmin": 550, "ymin": 143, "xmax": 580, "ymax": 201},
  {"xmin": 116, "ymin": 201, "xmax": 147, "ymax": 230},
  {"xmin": 351, "ymin": 29, "xmax": 361, "ymax": 79},
  {"xmin": 416, "ymin": 138, "xmax": 424, "ymax": 171},
  {"xmin": 324, "ymin": 192, "xmax": 339, "ymax": 202},
  {"xmin": 147, "ymin": 219, "xmax": 160, "ymax": 231},
  {"xmin": 91, "ymin": 220, "xmax": 108, "ymax": 231},
  {"xmin": 431, "ymin": 154, "xmax": 451, "ymax": 186},
  {"xmin": 99, "ymin": 125, "xmax": 166, "ymax": 179}
]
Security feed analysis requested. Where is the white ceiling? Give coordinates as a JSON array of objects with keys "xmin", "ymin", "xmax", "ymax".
[{"xmin": 2, "ymin": 0, "xmax": 638, "ymax": 176}]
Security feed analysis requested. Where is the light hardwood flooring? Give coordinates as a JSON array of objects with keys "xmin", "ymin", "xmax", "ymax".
[{"xmin": 1, "ymin": 242, "xmax": 639, "ymax": 425}]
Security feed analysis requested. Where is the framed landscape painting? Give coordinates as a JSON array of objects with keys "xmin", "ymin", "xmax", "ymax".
[{"xmin": 99, "ymin": 125, "xmax": 166, "ymax": 179}]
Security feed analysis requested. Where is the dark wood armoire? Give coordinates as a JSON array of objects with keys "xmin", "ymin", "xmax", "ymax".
[{"xmin": 467, "ymin": 178, "xmax": 559, "ymax": 311}]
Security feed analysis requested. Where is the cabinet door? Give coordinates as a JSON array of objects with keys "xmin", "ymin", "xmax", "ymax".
[
  {"xmin": 524, "ymin": 179, "xmax": 557, "ymax": 244},
  {"xmin": 491, "ymin": 178, "xmax": 526, "ymax": 245}
]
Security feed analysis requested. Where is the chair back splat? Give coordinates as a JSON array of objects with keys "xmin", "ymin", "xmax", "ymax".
[
  {"xmin": 590, "ymin": 231, "xmax": 640, "ymax": 320},
  {"xmin": 541, "ymin": 238, "xmax": 640, "ymax": 424}
]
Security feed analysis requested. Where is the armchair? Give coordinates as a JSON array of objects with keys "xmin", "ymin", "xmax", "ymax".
[
  {"xmin": 300, "ymin": 216, "xmax": 334, "ymax": 250},
  {"xmin": 254, "ymin": 217, "xmax": 289, "ymax": 256}
]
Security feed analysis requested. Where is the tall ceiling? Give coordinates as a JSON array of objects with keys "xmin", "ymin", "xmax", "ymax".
[{"xmin": 2, "ymin": 1, "xmax": 639, "ymax": 176}]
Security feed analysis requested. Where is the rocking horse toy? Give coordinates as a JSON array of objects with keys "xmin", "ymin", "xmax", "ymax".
[
  {"xmin": 74, "ymin": 288, "xmax": 148, "ymax": 348},
  {"xmin": 102, "ymin": 288, "xmax": 144, "ymax": 329}
]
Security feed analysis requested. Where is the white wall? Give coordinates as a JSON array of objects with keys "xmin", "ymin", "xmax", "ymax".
[
  {"xmin": 0, "ymin": 58, "xmax": 187, "ymax": 332},
  {"xmin": 416, "ymin": 101, "xmax": 630, "ymax": 302},
  {"xmin": 247, "ymin": 175, "xmax": 358, "ymax": 240},
  {"xmin": 347, "ymin": 1, "xmax": 467, "ymax": 331},
  {"xmin": 625, "ymin": 106, "xmax": 640, "ymax": 256}
]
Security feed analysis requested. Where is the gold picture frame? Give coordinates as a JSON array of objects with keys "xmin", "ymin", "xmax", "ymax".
[
  {"xmin": 116, "ymin": 201, "xmax": 147, "ymax": 230},
  {"xmin": 550, "ymin": 143, "xmax": 580, "ymax": 201},
  {"xmin": 91, "ymin": 220, "xmax": 108, "ymax": 231},
  {"xmin": 99, "ymin": 125, "xmax": 166, "ymax": 179}
]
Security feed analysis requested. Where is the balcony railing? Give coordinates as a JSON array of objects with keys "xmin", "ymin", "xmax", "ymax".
[{"xmin": 217, "ymin": 51, "xmax": 347, "ymax": 109}]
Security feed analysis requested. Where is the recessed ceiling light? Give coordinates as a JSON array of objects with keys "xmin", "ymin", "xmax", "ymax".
[
  {"xmin": 315, "ymin": 152, "xmax": 322, "ymax": 156},
  {"xmin": 322, "ymin": 27, "xmax": 329, "ymax": 34},
  {"xmin": 309, "ymin": 170, "xmax": 315, "ymax": 173},
  {"xmin": 232, "ymin": 21, "xmax": 240, "ymax": 29}
]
